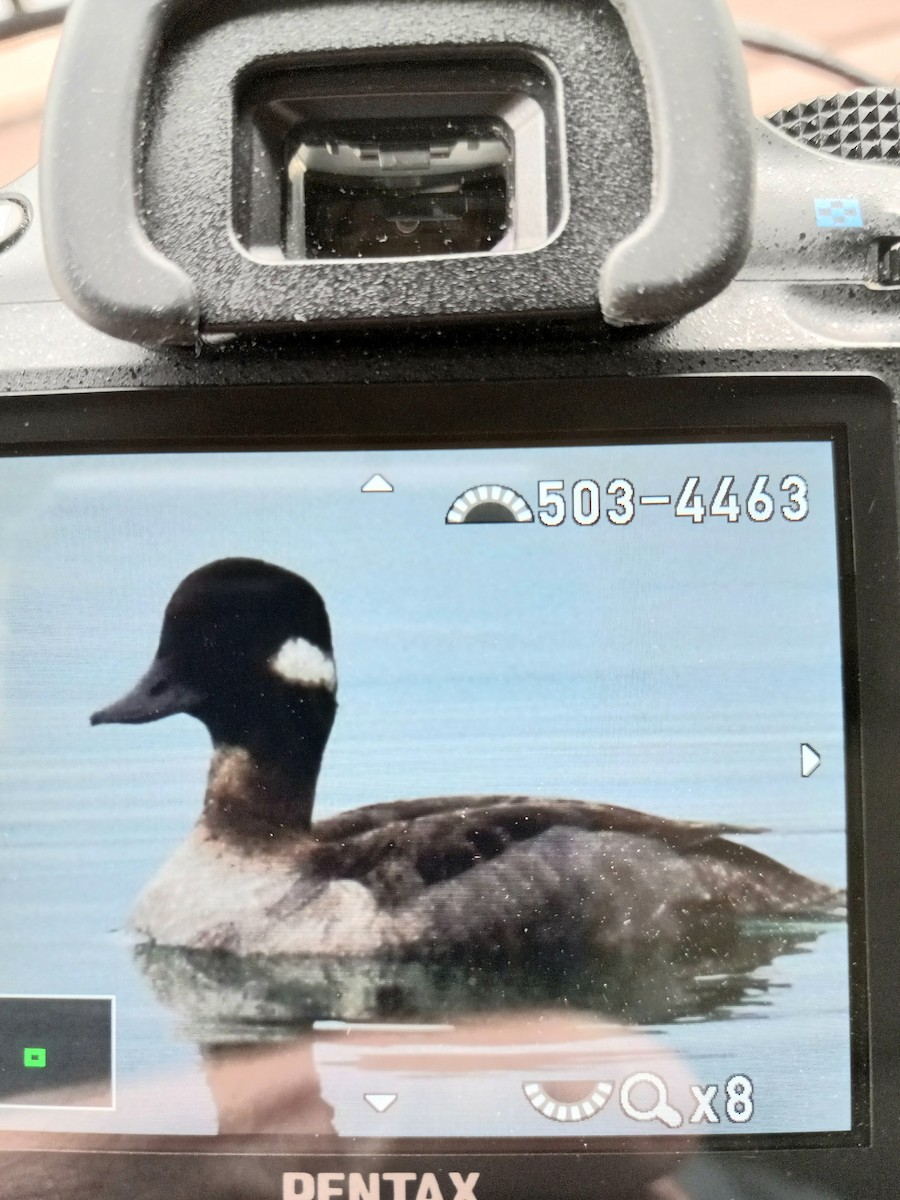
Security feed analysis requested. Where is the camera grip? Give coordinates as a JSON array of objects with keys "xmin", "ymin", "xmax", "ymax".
[{"xmin": 600, "ymin": 0, "xmax": 756, "ymax": 325}]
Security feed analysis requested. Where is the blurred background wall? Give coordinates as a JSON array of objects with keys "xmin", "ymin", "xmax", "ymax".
[{"xmin": 1, "ymin": 0, "xmax": 899, "ymax": 185}]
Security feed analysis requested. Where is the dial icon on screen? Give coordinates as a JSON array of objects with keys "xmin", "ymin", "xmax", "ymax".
[
  {"xmin": 446, "ymin": 485, "xmax": 535, "ymax": 525},
  {"xmin": 523, "ymin": 1080, "xmax": 614, "ymax": 1122}
]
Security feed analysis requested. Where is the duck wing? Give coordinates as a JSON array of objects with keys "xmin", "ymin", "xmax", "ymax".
[
  {"xmin": 309, "ymin": 795, "xmax": 838, "ymax": 914},
  {"xmin": 312, "ymin": 794, "xmax": 758, "ymax": 846}
]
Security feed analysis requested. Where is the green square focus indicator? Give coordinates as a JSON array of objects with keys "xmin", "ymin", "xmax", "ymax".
[{"xmin": 23, "ymin": 1047, "xmax": 46, "ymax": 1069}]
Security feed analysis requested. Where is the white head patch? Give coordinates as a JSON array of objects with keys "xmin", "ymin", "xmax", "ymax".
[{"xmin": 270, "ymin": 637, "xmax": 337, "ymax": 691}]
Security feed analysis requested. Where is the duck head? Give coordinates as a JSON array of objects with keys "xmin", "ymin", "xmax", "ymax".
[{"xmin": 91, "ymin": 558, "xmax": 338, "ymax": 837}]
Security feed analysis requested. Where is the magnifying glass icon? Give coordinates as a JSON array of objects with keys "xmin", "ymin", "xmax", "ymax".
[{"xmin": 619, "ymin": 1072, "xmax": 683, "ymax": 1129}]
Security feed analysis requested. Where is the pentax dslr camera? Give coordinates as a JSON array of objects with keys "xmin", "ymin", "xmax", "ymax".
[{"xmin": 0, "ymin": 1, "xmax": 899, "ymax": 1198}]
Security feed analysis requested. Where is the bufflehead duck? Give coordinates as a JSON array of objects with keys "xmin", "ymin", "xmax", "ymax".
[{"xmin": 91, "ymin": 558, "xmax": 842, "ymax": 962}]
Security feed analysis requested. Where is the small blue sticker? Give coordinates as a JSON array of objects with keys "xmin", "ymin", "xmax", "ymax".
[{"xmin": 814, "ymin": 197, "xmax": 864, "ymax": 229}]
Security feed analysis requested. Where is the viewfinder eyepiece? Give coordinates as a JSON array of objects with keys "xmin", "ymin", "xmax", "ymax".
[
  {"xmin": 290, "ymin": 120, "xmax": 513, "ymax": 259},
  {"xmin": 236, "ymin": 54, "xmax": 566, "ymax": 262}
]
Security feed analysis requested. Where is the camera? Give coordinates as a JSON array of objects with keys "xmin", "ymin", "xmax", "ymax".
[{"xmin": 1, "ymin": 1, "xmax": 899, "ymax": 1198}]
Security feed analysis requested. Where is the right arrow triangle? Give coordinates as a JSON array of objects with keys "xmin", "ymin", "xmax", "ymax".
[{"xmin": 801, "ymin": 744, "xmax": 821, "ymax": 779}]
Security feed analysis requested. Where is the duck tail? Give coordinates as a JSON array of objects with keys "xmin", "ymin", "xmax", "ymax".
[{"xmin": 701, "ymin": 837, "xmax": 845, "ymax": 919}]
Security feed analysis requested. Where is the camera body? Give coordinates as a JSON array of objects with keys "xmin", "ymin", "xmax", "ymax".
[{"xmin": 1, "ymin": 2, "xmax": 900, "ymax": 1199}]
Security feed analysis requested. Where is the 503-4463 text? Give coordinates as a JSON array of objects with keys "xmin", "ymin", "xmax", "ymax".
[{"xmin": 536, "ymin": 475, "xmax": 809, "ymax": 527}]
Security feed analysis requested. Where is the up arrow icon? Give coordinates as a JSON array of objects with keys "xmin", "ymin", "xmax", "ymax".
[
  {"xmin": 362, "ymin": 475, "xmax": 394, "ymax": 494},
  {"xmin": 800, "ymin": 744, "xmax": 821, "ymax": 779}
]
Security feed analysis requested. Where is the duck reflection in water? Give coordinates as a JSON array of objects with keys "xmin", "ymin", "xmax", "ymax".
[{"xmin": 91, "ymin": 559, "xmax": 844, "ymax": 1025}]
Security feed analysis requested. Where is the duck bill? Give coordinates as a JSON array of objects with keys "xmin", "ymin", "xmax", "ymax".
[{"xmin": 91, "ymin": 657, "xmax": 205, "ymax": 726}]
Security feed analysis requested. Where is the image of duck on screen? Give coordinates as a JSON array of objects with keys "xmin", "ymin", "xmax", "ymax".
[{"xmin": 0, "ymin": 439, "xmax": 852, "ymax": 1142}]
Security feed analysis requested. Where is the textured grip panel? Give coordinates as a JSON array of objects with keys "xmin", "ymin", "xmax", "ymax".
[{"xmin": 768, "ymin": 88, "xmax": 900, "ymax": 162}]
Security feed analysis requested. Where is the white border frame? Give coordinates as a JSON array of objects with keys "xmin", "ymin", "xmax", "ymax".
[{"xmin": 0, "ymin": 993, "xmax": 116, "ymax": 1112}]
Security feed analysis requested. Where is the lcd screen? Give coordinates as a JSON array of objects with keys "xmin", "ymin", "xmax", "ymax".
[{"xmin": 0, "ymin": 437, "xmax": 853, "ymax": 1143}]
